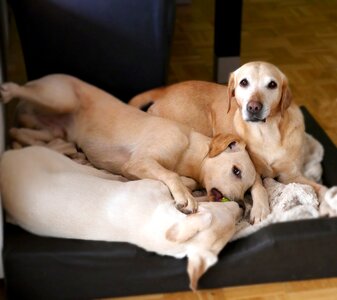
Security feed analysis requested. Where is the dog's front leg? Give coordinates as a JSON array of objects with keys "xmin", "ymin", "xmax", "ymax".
[
  {"xmin": 122, "ymin": 159, "xmax": 198, "ymax": 214},
  {"xmin": 180, "ymin": 176, "xmax": 201, "ymax": 191},
  {"xmin": 250, "ymin": 175, "xmax": 270, "ymax": 223}
]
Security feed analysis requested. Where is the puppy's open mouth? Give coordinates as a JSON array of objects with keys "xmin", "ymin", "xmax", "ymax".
[
  {"xmin": 210, "ymin": 188, "xmax": 226, "ymax": 202},
  {"xmin": 210, "ymin": 188, "xmax": 246, "ymax": 212}
]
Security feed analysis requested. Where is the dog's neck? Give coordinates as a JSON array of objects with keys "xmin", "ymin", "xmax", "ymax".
[
  {"xmin": 233, "ymin": 104, "xmax": 304, "ymax": 178},
  {"xmin": 175, "ymin": 131, "xmax": 210, "ymax": 182},
  {"xmin": 233, "ymin": 109, "xmax": 287, "ymax": 142}
]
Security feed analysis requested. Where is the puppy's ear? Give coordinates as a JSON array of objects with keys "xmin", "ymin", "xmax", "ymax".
[
  {"xmin": 165, "ymin": 210, "xmax": 212, "ymax": 243},
  {"xmin": 227, "ymin": 72, "xmax": 235, "ymax": 113},
  {"xmin": 280, "ymin": 76, "xmax": 292, "ymax": 117},
  {"xmin": 208, "ymin": 134, "xmax": 245, "ymax": 158},
  {"xmin": 187, "ymin": 251, "xmax": 218, "ymax": 291}
]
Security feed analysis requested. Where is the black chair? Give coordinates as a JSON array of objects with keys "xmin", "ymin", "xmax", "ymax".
[{"xmin": 8, "ymin": 0, "xmax": 175, "ymax": 102}]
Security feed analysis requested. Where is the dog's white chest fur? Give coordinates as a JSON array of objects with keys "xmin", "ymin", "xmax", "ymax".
[
  {"xmin": 234, "ymin": 117, "xmax": 287, "ymax": 178},
  {"xmin": 252, "ymin": 123, "xmax": 285, "ymax": 163}
]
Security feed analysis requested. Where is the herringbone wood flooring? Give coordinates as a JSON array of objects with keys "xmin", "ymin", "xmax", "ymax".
[
  {"xmin": 169, "ymin": 0, "xmax": 337, "ymax": 146},
  {"xmin": 241, "ymin": 0, "xmax": 337, "ymax": 147},
  {"xmin": 110, "ymin": 277, "xmax": 337, "ymax": 300}
]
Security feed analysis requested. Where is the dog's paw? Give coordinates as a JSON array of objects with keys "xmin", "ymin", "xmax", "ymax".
[
  {"xmin": 250, "ymin": 202, "xmax": 270, "ymax": 224},
  {"xmin": 175, "ymin": 194, "xmax": 198, "ymax": 214},
  {"xmin": 0, "ymin": 82, "xmax": 19, "ymax": 103}
]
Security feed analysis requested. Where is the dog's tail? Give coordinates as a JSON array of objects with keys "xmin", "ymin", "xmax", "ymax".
[{"xmin": 128, "ymin": 87, "xmax": 166, "ymax": 112}]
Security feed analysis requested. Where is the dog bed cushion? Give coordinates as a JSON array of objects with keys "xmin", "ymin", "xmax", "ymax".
[{"xmin": 3, "ymin": 107, "xmax": 337, "ymax": 299}]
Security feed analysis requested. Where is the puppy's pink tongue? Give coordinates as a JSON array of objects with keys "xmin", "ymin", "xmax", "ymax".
[{"xmin": 210, "ymin": 188, "xmax": 223, "ymax": 202}]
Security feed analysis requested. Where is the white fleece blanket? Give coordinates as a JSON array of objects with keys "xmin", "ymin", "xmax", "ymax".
[
  {"xmin": 232, "ymin": 133, "xmax": 337, "ymax": 241},
  {"xmin": 9, "ymin": 128, "xmax": 337, "ymax": 241}
]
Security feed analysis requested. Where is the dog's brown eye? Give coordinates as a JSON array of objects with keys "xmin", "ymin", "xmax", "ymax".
[
  {"xmin": 228, "ymin": 141, "xmax": 236, "ymax": 149},
  {"xmin": 239, "ymin": 79, "xmax": 249, "ymax": 87},
  {"xmin": 232, "ymin": 166, "xmax": 242, "ymax": 178},
  {"xmin": 267, "ymin": 80, "xmax": 277, "ymax": 89}
]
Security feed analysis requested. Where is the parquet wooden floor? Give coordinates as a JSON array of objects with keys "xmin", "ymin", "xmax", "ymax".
[
  {"xmin": 110, "ymin": 277, "xmax": 337, "ymax": 300},
  {"xmin": 169, "ymin": 0, "xmax": 337, "ymax": 146},
  {"xmin": 241, "ymin": 0, "xmax": 337, "ymax": 147}
]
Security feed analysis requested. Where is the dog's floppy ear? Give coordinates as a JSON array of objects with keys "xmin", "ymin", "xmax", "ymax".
[
  {"xmin": 280, "ymin": 76, "xmax": 292, "ymax": 117},
  {"xmin": 187, "ymin": 250, "xmax": 218, "ymax": 291},
  {"xmin": 165, "ymin": 210, "xmax": 212, "ymax": 243},
  {"xmin": 227, "ymin": 72, "xmax": 235, "ymax": 113},
  {"xmin": 208, "ymin": 134, "xmax": 245, "ymax": 158}
]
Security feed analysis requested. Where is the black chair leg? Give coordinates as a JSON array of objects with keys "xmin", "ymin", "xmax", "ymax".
[{"xmin": 214, "ymin": 0, "xmax": 242, "ymax": 83}]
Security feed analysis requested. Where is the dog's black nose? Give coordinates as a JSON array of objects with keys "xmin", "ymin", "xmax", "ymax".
[{"xmin": 247, "ymin": 101, "xmax": 263, "ymax": 113}]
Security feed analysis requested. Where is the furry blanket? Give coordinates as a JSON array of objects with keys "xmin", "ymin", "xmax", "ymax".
[
  {"xmin": 232, "ymin": 134, "xmax": 337, "ymax": 240},
  {"xmin": 8, "ymin": 127, "xmax": 337, "ymax": 241}
]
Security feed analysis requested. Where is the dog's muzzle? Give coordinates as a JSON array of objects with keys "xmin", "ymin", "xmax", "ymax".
[
  {"xmin": 210, "ymin": 188, "xmax": 224, "ymax": 202},
  {"xmin": 245, "ymin": 101, "xmax": 266, "ymax": 122},
  {"xmin": 210, "ymin": 188, "xmax": 246, "ymax": 214},
  {"xmin": 246, "ymin": 115, "xmax": 266, "ymax": 122}
]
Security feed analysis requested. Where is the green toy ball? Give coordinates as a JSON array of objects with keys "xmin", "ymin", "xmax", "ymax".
[{"xmin": 221, "ymin": 197, "xmax": 230, "ymax": 203}]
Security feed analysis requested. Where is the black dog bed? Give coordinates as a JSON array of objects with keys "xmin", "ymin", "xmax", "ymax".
[{"xmin": 3, "ymin": 107, "xmax": 337, "ymax": 300}]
